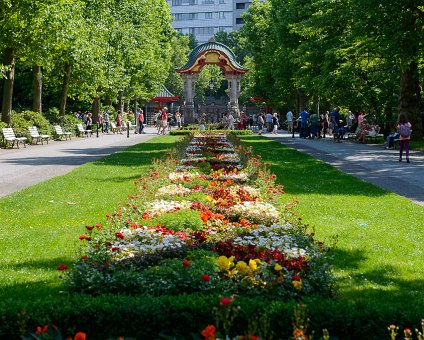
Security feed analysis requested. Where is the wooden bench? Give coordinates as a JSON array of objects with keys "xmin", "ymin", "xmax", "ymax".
[
  {"xmin": 53, "ymin": 125, "xmax": 72, "ymax": 140},
  {"xmin": 76, "ymin": 123, "xmax": 93, "ymax": 137},
  {"xmin": 1, "ymin": 127, "xmax": 28, "ymax": 149},
  {"xmin": 28, "ymin": 126, "xmax": 49, "ymax": 145}
]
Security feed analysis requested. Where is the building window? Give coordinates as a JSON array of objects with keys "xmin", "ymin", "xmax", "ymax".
[
  {"xmin": 219, "ymin": 11, "xmax": 230, "ymax": 19},
  {"xmin": 236, "ymin": 3, "xmax": 245, "ymax": 9},
  {"xmin": 205, "ymin": 12, "xmax": 213, "ymax": 19},
  {"xmin": 172, "ymin": 0, "xmax": 197, "ymax": 5},
  {"xmin": 201, "ymin": 0, "xmax": 214, "ymax": 4},
  {"xmin": 174, "ymin": 13, "xmax": 198, "ymax": 20},
  {"xmin": 219, "ymin": 0, "xmax": 225, "ymax": 3},
  {"xmin": 189, "ymin": 27, "xmax": 215, "ymax": 35},
  {"xmin": 236, "ymin": 18, "xmax": 244, "ymax": 24}
]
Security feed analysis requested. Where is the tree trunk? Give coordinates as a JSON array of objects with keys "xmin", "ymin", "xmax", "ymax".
[
  {"xmin": 105, "ymin": 95, "xmax": 112, "ymax": 106},
  {"xmin": 59, "ymin": 63, "xmax": 72, "ymax": 117},
  {"xmin": 32, "ymin": 65, "xmax": 42, "ymax": 113},
  {"xmin": 92, "ymin": 96, "xmax": 100, "ymax": 121},
  {"xmin": 2, "ymin": 48, "xmax": 15, "ymax": 125},
  {"xmin": 119, "ymin": 90, "xmax": 124, "ymax": 113},
  {"xmin": 397, "ymin": 11, "xmax": 422, "ymax": 139}
]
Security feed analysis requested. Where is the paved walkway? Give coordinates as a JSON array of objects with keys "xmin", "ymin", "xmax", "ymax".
[
  {"xmin": 1, "ymin": 127, "xmax": 423, "ymax": 206},
  {"xmin": 0, "ymin": 127, "xmax": 159, "ymax": 198},
  {"xmin": 265, "ymin": 131, "xmax": 424, "ymax": 206}
]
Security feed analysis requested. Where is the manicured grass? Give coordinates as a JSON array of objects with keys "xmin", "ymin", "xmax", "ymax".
[
  {"xmin": 0, "ymin": 136, "xmax": 178, "ymax": 303},
  {"xmin": 239, "ymin": 135, "xmax": 424, "ymax": 311}
]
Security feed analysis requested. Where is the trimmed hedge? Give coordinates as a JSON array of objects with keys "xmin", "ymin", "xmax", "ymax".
[{"xmin": 0, "ymin": 293, "xmax": 421, "ymax": 339}]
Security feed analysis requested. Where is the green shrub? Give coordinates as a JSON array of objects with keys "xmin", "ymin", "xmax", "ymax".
[
  {"xmin": 10, "ymin": 110, "xmax": 53, "ymax": 136},
  {"xmin": 148, "ymin": 208, "xmax": 204, "ymax": 231}
]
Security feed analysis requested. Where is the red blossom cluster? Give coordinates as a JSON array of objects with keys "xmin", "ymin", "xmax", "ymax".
[{"xmin": 212, "ymin": 240, "xmax": 308, "ymax": 272}]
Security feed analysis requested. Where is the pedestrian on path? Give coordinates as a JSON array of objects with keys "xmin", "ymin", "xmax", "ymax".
[{"xmin": 397, "ymin": 112, "xmax": 412, "ymax": 163}]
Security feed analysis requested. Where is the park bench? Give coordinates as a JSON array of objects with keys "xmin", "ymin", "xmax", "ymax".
[
  {"xmin": 28, "ymin": 126, "xmax": 49, "ymax": 145},
  {"xmin": 53, "ymin": 125, "xmax": 72, "ymax": 141},
  {"xmin": 1, "ymin": 127, "xmax": 28, "ymax": 149},
  {"xmin": 110, "ymin": 122, "xmax": 118, "ymax": 133},
  {"xmin": 76, "ymin": 123, "xmax": 93, "ymax": 137}
]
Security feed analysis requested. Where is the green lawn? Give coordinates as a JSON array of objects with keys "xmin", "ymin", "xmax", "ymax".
[
  {"xmin": 0, "ymin": 136, "xmax": 177, "ymax": 302},
  {"xmin": 239, "ymin": 135, "xmax": 424, "ymax": 311},
  {"xmin": 0, "ymin": 134, "xmax": 423, "ymax": 338}
]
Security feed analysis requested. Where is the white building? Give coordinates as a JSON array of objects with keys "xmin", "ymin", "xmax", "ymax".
[{"xmin": 166, "ymin": 0, "xmax": 259, "ymax": 44}]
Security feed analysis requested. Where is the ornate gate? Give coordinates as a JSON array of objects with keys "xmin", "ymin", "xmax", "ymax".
[{"xmin": 176, "ymin": 40, "xmax": 248, "ymax": 124}]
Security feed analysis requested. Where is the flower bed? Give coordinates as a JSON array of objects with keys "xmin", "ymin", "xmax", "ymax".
[{"xmin": 65, "ymin": 132, "xmax": 334, "ymax": 301}]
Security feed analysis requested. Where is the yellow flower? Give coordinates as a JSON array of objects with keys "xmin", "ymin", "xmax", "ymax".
[
  {"xmin": 248, "ymin": 259, "xmax": 258, "ymax": 270},
  {"xmin": 274, "ymin": 263, "xmax": 283, "ymax": 272},
  {"xmin": 205, "ymin": 195, "xmax": 213, "ymax": 202},
  {"xmin": 292, "ymin": 280, "xmax": 303, "ymax": 291},
  {"xmin": 216, "ymin": 256, "xmax": 234, "ymax": 271},
  {"xmin": 236, "ymin": 261, "xmax": 249, "ymax": 274}
]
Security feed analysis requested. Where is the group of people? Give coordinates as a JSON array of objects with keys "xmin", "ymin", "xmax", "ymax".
[
  {"xmin": 287, "ymin": 107, "xmax": 413, "ymax": 163},
  {"xmin": 152, "ymin": 107, "xmax": 183, "ymax": 135}
]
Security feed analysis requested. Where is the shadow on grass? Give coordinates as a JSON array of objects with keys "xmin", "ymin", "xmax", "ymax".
[
  {"xmin": 330, "ymin": 248, "xmax": 424, "ymax": 308},
  {"xmin": 240, "ymin": 135, "xmax": 391, "ymax": 197},
  {"xmin": 0, "ymin": 257, "xmax": 71, "ymax": 302}
]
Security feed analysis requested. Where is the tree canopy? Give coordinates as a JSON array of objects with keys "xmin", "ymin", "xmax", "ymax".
[{"xmin": 240, "ymin": 0, "xmax": 423, "ymax": 138}]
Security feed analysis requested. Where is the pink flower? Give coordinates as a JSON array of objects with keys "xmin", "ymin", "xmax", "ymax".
[{"xmin": 57, "ymin": 264, "xmax": 68, "ymax": 271}]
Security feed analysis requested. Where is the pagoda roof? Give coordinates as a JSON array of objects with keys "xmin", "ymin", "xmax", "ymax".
[
  {"xmin": 176, "ymin": 41, "xmax": 248, "ymax": 74},
  {"xmin": 151, "ymin": 85, "xmax": 179, "ymax": 102}
]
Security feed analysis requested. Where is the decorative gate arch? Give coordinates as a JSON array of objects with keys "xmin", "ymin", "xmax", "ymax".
[{"xmin": 176, "ymin": 40, "xmax": 248, "ymax": 124}]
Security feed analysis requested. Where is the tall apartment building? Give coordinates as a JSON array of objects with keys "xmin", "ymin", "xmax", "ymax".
[{"xmin": 166, "ymin": 0, "xmax": 259, "ymax": 45}]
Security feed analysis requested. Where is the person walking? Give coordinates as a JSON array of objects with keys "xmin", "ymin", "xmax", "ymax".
[
  {"xmin": 272, "ymin": 113, "xmax": 279, "ymax": 134},
  {"xmin": 397, "ymin": 112, "xmax": 412, "ymax": 163},
  {"xmin": 330, "ymin": 106, "xmax": 341, "ymax": 143},
  {"xmin": 265, "ymin": 111, "xmax": 273, "ymax": 132},
  {"xmin": 116, "ymin": 111, "xmax": 123, "ymax": 134},
  {"xmin": 97, "ymin": 112, "xmax": 103, "ymax": 133},
  {"xmin": 104, "ymin": 111, "xmax": 110, "ymax": 134},
  {"xmin": 138, "ymin": 109, "xmax": 145, "ymax": 134},
  {"xmin": 257, "ymin": 113, "xmax": 264, "ymax": 135},
  {"xmin": 299, "ymin": 107, "xmax": 309, "ymax": 138},
  {"xmin": 286, "ymin": 110, "xmax": 293, "ymax": 133}
]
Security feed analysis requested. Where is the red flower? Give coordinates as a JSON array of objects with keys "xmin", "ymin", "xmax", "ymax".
[
  {"xmin": 201, "ymin": 325, "xmax": 216, "ymax": 340},
  {"xmin": 95, "ymin": 224, "xmax": 102, "ymax": 229},
  {"xmin": 57, "ymin": 264, "xmax": 69, "ymax": 271},
  {"xmin": 220, "ymin": 297, "xmax": 232, "ymax": 306},
  {"xmin": 74, "ymin": 332, "xmax": 87, "ymax": 340},
  {"xmin": 79, "ymin": 234, "xmax": 91, "ymax": 241},
  {"xmin": 85, "ymin": 225, "xmax": 94, "ymax": 231},
  {"xmin": 292, "ymin": 275, "xmax": 301, "ymax": 281},
  {"xmin": 36, "ymin": 325, "xmax": 48, "ymax": 334},
  {"xmin": 133, "ymin": 205, "xmax": 138, "ymax": 210},
  {"xmin": 115, "ymin": 232, "xmax": 125, "ymax": 240},
  {"xmin": 112, "ymin": 247, "xmax": 120, "ymax": 251},
  {"xmin": 81, "ymin": 255, "xmax": 88, "ymax": 261},
  {"xmin": 201, "ymin": 274, "xmax": 210, "ymax": 282},
  {"xmin": 182, "ymin": 261, "xmax": 190, "ymax": 267},
  {"xmin": 106, "ymin": 214, "xmax": 112, "ymax": 218},
  {"xmin": 105, "ymin": 242, "xmax": 112, "ymax": 247}
]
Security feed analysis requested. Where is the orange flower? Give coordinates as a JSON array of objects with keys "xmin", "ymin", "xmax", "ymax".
[
  {"xmin": 201, "ymin": 325, "xmax": 216, "ymax": 340},
  {"xmin": 74, "ymin": 332, "xmax": 87, "ymax": 340}
]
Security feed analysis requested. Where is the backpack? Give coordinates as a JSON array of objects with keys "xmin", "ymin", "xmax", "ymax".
[{"xmin": 399, "ymin": 123, "xmax": 411, "ymax": 137}]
